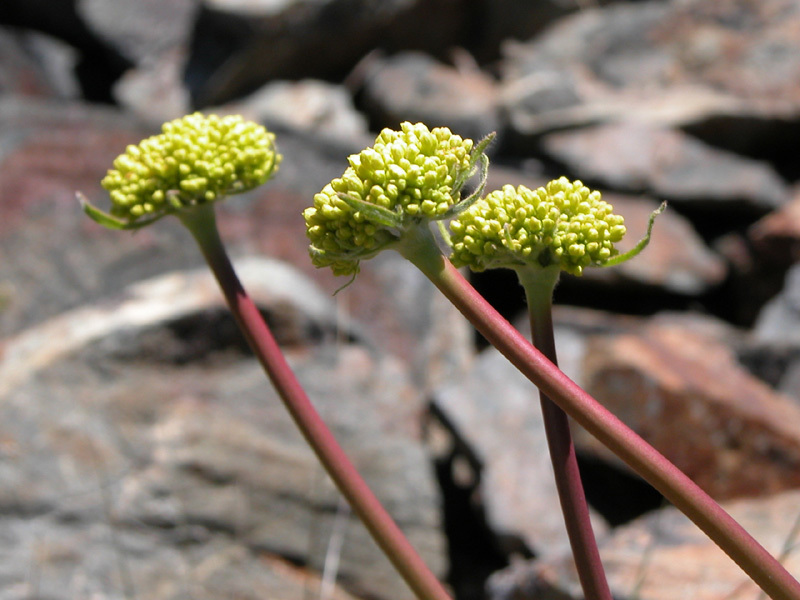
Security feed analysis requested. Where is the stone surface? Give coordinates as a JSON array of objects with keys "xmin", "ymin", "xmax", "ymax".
[
  {"xmin": 578, "ymin": 316, "xmax": 800, "ymax": 499},
  {"xmin": 753, "ymin": 263, "xmax": 800, "ymax": 347},
  {"xmin": 432, "ymin": 346, "xmax": 608, "ymax": 560},
  {"xmin": 0, "ymin": 260, "xmax": 445, "ymax": 600},
  {"xmin": 540, "ymin": 122, "xmax": 789, "ymax": 213},
  {"xmin": 500, "ymin": 0, "xmax": 800, "ymax": 158},
  {"xmin": 488, "ymin": 489, "xmax": 800, "ymax": 600},
  {"xmin": 0, "ymin": 0, "xmax": 133, "ymax": 102},
  {"xmin": 184, "ymin": 0, "xmax": 462, "ymax": 107},
  {"xmin": 360, "ymin": 51, "xmax": 501, "ymax": 142},
  {"xmin": 228, "ymin": 79, "xmax": 371, "ymax": 146},
  {"xmin": 750, "ymin": 185, "xmax": 800, "ymax": 266},
  {"xmin": 78, "ymin": 0, "xmax": 197, "ymax": 64},
  {"xmin": 582, "ymin": 193, "xmax": 728, "ymax": 295},
  {"xmin": 0, "ymin": 27, "xmax": 79, "ymax": 99}
]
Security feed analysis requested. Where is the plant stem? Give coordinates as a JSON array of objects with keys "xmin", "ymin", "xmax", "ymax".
[
  {"xmin": 517, "ymin": 266, "xmax": 612, "ymax": 600},
  {"xmin": 399, "ymin": 224, "xmax": 800, "ymax": 600},
  {"xmin": 179, "ymin": 205, "xmax": 452, "ymax": 600}
]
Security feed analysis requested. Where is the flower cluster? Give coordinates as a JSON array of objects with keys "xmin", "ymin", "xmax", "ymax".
[
  {"xmin": 449, "ymin": 178, "xmax": 626, "ymax": 276},
  {"xmin": 100, "ymin": 113, "xmax": 280, "ymax": 223},
  {"xmin": 304, "ymin": 122, "xmax": 476, "ymax": 276}
]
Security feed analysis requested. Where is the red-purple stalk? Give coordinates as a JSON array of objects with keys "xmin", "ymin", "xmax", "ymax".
[
  {"xmin": 180, "ymin": 205, "xmax": 452, "ymax": 600},
  {"xmin": 518, "ymin": 266, "xmax": 612, "ymax": 600},
  {"xmin": 398, "ymin": 224, "xmax": 800, "ymax": 600}
]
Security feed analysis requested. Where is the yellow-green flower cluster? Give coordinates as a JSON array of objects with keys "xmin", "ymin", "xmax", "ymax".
[
  {"xmin": 304, "ymin": 122, "xmax": 475, "ymax": 276},
  {"xmin": 449, "ymin": 178, "xmax": 626, "ymax": 276},
  {"xmin": 101, "ymin": 112, "xmax": 280, "ymax": 222}
]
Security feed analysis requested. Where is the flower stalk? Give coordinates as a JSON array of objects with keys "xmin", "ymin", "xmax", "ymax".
[
  {"xmin": 517, "ymin": 266, "xmax": 612, "ymax": 600},
  {"xmin": 178, "ymin": 205, "xmax": 452, "ymax": 600},
  {"xmin": 84, "ymin": 113, "xmax": 452, "ymax": 600},
  {"xmin": 397, "ymin": 224, "xmax": 800, "ymax": 600}
]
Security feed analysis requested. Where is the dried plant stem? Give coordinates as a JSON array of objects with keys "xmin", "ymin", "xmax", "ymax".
[
  {"xmin": 517, "ymin": 266, "xmax": 612, "ymax": 600},
  {"xmin": 179, "ymin": 205, "xmax": 452, "ymax": 600},
  {"xmin": 398, "ymin": 224, "xmax": 800, "ymax": 600}
]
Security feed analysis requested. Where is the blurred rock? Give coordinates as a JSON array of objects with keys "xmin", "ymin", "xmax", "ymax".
[
  {"xmin": 471, "ymin": 0, "xmax": 584, "ymax": 62},
  {"xmin": 114, "ymin": 46, "xmax": 192, "ymax": 125},
  {"xmin": 540, "ymin": 122, "xmax": 789, "ymax": 213},
  {"xmin": 0, "ymin": 260, "xmax": 444, "ymax": 600},
  {"xmin": 0, "ymin": 0, "xmax": 133, "ymax": 102},
  {"xmin": 488, "ymin": 489, "xmax": 800, "ymax": 600},
  {"xmin": 432, "ymin": 347, "xmax": 608, "ymax": 561},
  {"xmin": 78, "ymin": 0, "xmax": 196, "ymax": 65},
  {"xmin": 0, "ymin": 520, "xmax": 362, "ymax": 600},
  {"xmin": 361, "ymin": 51, "xmax": 501, "ymax": 142},
  {"xmin": 750, "ymin": 185, "xmax": 800, "ymax": 266},
  {"xmin": 185, "ymin": 0, "xmax": 468, "ymax": 107},
  {"xmin": 0, "ymin": 27, "xmax": 80, "ymax": 98},
  {"xmin": 578, "ymin": 315, "xmax": 800, "ymax": 499},
  {"xmin": 228, "ymin": 79, "xmax": 371, "ymax": 147},
  {"xmin": 500, "ymin": 0, "xmax": 800, "ymax": 165},
  {"xmin": 753, "ymin": 263, "xmax": 800, "ymax": 347}
]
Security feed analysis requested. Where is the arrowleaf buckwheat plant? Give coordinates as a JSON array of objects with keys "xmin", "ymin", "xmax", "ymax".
[{"xmin": 81, "ymin": 114, "xmax": 800, "ymax": 600}]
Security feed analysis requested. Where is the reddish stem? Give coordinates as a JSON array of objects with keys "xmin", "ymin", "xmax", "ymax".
[
  {"xmin": 520, "ymin": 267, "xmax": 612, "ymax": 600},
  {"xmin": 399, "ymin": 226, "xmax": 800, "ymax": 600},
  {"xmin": 180, "ymin": 206, "xmax": 452, "ymax": 600}
]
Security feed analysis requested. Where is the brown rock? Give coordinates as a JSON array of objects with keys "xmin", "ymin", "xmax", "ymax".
[
  {"xmin": 583, "ymin": 193, "xmax": 728, "ymax": 294},
  {"xmin": 750, "ymin": 185, "xmax": 800, "ymax": 265},
  {"xmin": 578, "ymin": 318, "xmax": 800, "ymax": 499},
  {"xmin": 489, "ymin": 489, "xmax": 800, "ymax": 600}
]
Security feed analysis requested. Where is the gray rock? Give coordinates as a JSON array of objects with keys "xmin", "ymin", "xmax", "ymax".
[
  {"xmin": 541, "ymin": 122, "xmax": 789, "ymax": 213},
  {"xmin": 0, "ymin": 0, "xmax": 133, "ymax": 102},
  {"xmin": 78, "ymin": 0, "xmax": 197, "ymax": 64},
  {"xmin": 432, "ymin": 346, "xmax": 608, "ymax": 560},
  {"xmin": 226, "ymin": 79, "xmax": 371, "ymax": 147},
  {"xmin": 500, "ymin": 0, "xmax": 800, "ymax": 153},
  {"xmin": 0, "ymin": 27, "xmax": 80, "ymax": 99},
  {"xmin": 749, "ymin": 186, "xmax": 800, "ymax": 266},
  {"xmin": 361, "ymin": 51, "xmax": 501, "ymax": 143},
  {"xmin": 0, "ymin": 260, "xmax": 445, "ymax": 600},
  {"xmin": 754, "ymin": 263, "xmax": 800, "ymax": 347}
]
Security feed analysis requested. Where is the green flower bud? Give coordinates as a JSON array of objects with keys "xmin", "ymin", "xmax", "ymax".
[
  {"xmin": 88, "ymin": 113, "xmax": 281, "ymax": 229},
  {"xmin": 449, "ymin": 178, "xmax": 627, "ymax": 276},
  {"xmin": 304, "ymin": 122, "xmax": 490, "ymax": 277}
]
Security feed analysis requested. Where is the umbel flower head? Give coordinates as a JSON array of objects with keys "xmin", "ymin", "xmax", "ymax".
[
  {"xmin": 449, "ymin": 178, "xmax": 628, "ymax": 276},
  {"xmin": 304, "ymin": 122, "xmax": 491, "ymax": 276},
  {"xmin": 83, "ymin": 112, "xmax": 281, "ymax": 229}
]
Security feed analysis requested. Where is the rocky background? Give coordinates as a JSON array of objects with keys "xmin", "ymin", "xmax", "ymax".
[{"xmin": 3, "ymin": 0, "xmax": 800, "ymax": 599}]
